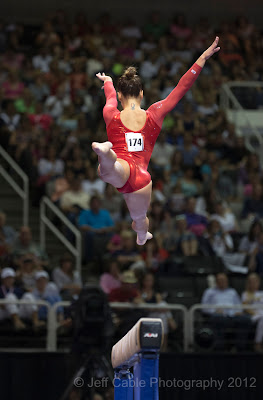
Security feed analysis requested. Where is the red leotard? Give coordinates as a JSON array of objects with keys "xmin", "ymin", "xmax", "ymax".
[{"xmin": 103, "ymin": 62, "xmax": 202, "ymax": 194}]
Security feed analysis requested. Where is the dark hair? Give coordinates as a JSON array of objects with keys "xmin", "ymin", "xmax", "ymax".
[
  {"xmin": 117, "ymin": 66, "xmax": 142, "ymax": 98},
  {"xmin": 248, "ymin": 219, "xmax": 263, "ymax": 242}
]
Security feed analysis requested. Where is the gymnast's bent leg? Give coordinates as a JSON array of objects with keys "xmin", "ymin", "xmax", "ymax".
[
  {"xmin": 92, "ymin": 141, "xmax": 130, "ymax": 188},
  {"xmin": 123, "ymin": 181, "xmax": 153, "ymax": 245}
]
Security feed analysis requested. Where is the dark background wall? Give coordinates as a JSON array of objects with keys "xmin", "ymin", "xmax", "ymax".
[
  {"xmin": 0, "ymin": 0, "xmax": 263, "ymax": 24},
  {"xmin": 0, "ymin": 352, "xmax": 262, "ymax": 400}
]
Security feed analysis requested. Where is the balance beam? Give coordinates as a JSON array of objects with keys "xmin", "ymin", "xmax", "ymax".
[{"xmin": 112, "ymin": 318, "xmax": 163, "ymax": 400}]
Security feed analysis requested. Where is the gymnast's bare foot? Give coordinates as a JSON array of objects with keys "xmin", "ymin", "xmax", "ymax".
[
  {"xmin": 136, "ymin": 231, "xmax": 153, "ymax": 246},
  {"xmin": 92, "ymin": 141, "xmax": 113, "ymax": 156}
]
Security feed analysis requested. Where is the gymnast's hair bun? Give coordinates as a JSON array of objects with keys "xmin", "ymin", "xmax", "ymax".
[{"xmin": 123, "ymin": 66, "xmax": 137, "ymax": 80}]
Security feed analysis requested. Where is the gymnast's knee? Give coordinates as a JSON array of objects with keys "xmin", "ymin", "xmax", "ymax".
[{"xmin": 131, "ymin": 213, "xmax": 148, "ymax": 222}]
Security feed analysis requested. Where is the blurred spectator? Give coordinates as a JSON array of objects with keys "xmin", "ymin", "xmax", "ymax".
[
  {"xmin": 0, "ymin": 267, "xmax": 44, "ymax": 330},
  {"xmin": 210, "ymin": 201, "xmax": 238, "ymax": 233},
  {"xmin": 202, "ymin": 273, "xmax": 251, "ymax": 351},
  {"xmin": 60, "ymin": 175, "xmax": 90, "ymax": 212},
  {"xmin": 100, "ymin": 259, "xmax": 121, "ymax": 294},
  {"xmin": 239, "ymin": 219, "xmax": 263, "ymax": 257},
  {"xmin": 165, "ymin": 215, "xmax": 198, "ymax": 256},
  {"xmin": 32, "ymin": 270, "xmax": 63, "ymax": 322},
  {"xmin": 178, "ymin": 132, "xmax": 199, "ymax": 166},
  {"xmin": 151, "ymin": 133, "xmax": 174, "ymax": 171},
  {"xmin": 0, "ymin": 211, "xmax": 17, "ymax": 255},
  {"xmin": 242, "ymin": 273, "xmax": 263, "ymax": 352},
  {"xmin": 82, "ymin": 167, "xmax": 106, "ymax": 196},
  {"xmin": 78, "ymin": 196, "xmax": 114, "ymax": 262},
  {"xmin": 184, "ymin": 197, "xmax": 207, "ymax": 236},
  {"xmin": 12, "ymin": 226, "xmax": 49, "ymax": 268},
  {"xmin": 108, "ymin": 270, "xmax": 139, "ymax": 302},
  {"xmin": 52, "ymin": 253, "xmax": 82, "ymax": 300},
  {"xmin": 2, "ymin": 70, "xmax": 25, "ymax": 100},
  {"xmin": 242, "ymin": 183, "xmax": 263, "ymax": 219},
  {"xmin": 138, "ymin": 272, "xmax": 177, "ymax": 350},
  {"xmin": 101, "ymin": 184, "xmax": 122, "ymax": 223},
  {"xmin": 141, "ymin": 237, "xmax": 168, "ymax": 272},
  {"xmin": 113, "ymin": 230, "xmax": 142, "ymax": 270},
  {"xmin": 203, "ymin": 220, "xmax": 246, "ymax": 273}
]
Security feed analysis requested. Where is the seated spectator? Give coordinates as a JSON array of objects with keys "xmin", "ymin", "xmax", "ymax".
[
  {"xmin": 0, "ymin": 99, "xmax": 20, "ymax": 132},
  {"xmin": 60, "ymin": 175, "xmax": 90, "ymax": 214},
  {"xmin": 178, "ymin": 132, "xmax": 199, "ymax": 166},
  {"xmin": 210, "ymin": 201, "xmax": 238, "ymax": 233},
  {"xmin": 201, "ymin": 273, "xmax": 251, "ymax": 351},
  {"xmin": 242, "ymin": 273, "xmax": 263, "ymax": 352},
  {"xmin": 16, "ymin": 253, "xmax": 41, "ymax": 292},
  {"xmin": 28, "ymin": 102, "xmax": 53, "ymax": 131},
  {"xmin": 179, "ymin": 167, "xmax": 200, "ymax": 197},
  {"xmin": 14, "ymin": 88, "xmax": 35, "ymax": 114},
  {"xmin": 0, "ymin": 268, "xmax": 44, "ymax": 330},
  {"xmin": 12, "ymin": 226, "xmax": 49, "ymax": 268},
  {"xmin": 184, "ymin": 197, "xmax": 207, "ymax": 236},
  {"xmin": 38, "ymin": 146, "xmax": 65, "ymax": 183},
  {"xmin": 165, "ymin": 215, "xmax": 198, "ymax": 256},
  {"xmin": 82, "ymin": 166, "xmax": 106, "ymax": 196},
  {"xmin": 100, "ymin": 259, "xmax": 122, "ymax": 294},
  {"xmin": 141, "ymin": 237, "xmax": 169, "ymax": 272},
  {"xmin": 249, "ymin": 232, "xmax": 263, "ymax": 275},
  {"xmin": 238, "ymin": 219, "xmax": 262, "ymax": 257},
  {"xmin": 52, "ymin": 253, "xmax": 82, "ymax": 300},
  {"xmin": 242, "ymin": 183, "xmax": 263, "ymax": 219},
  {"xmin": 138, "ymin": 272, "xmax": 177, "ymax": 350},
  {"xmin": 2, "ymin": 70, "xmax": 25, "ymax": 100},
  {"xmin": 204, "ymin": 219, "xmax": 233, "ymax": 257},
  {"xmin": 101, "ymin": 184, "xmax": 123, "ymax": 223},
  {"xmin": 113, "ymin": 230, "xmax": 142, "ymax": 270},
  {"xmin": 108, "ymin": 270, "xmax": 140, "ymax": 302},
  {"xmin": 78, "ymin": 196, "xmax": 114, "ymax": 262},
  {"xmin": 0, "ymin": 211, "xmax": 17, "ymax": 256},
  {"xmin": 151, "ymin": 133, "xmax": 174, "ymax": 172},
  {"xmin": 32, "ymin": 270, "xmax": 64, "ymax": 322}
]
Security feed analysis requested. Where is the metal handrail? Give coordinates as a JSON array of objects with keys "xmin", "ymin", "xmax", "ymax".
[
  {"xmin": 40, "ymin": 197, "xmax": 82, "ymax": 278},
  {"xmin": 47, "ymin": 301, "xmax": 188, "ymax": 352},
  {"xmin": 188, "ymin": 303, "xmax": 263, "ymax": 349},
  {"xmin": 220, "ymin": 83, "xmax": 263, "ymax": 153},
  {"xmin": 0, "ymin": 299, "xmax": 50, "ymax": 350},
  {"xmin": 0, "ymin": 145, "xmax": 29, "ymax": 226}
]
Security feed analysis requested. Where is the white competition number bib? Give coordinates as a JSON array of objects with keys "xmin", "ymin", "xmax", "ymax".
[{"xmin": 125, "ymin": 132, "xmax": 144, "ymax": 152}]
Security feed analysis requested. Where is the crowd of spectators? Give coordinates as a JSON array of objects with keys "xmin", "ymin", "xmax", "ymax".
[{"xmin": 0, "ymin": 10, "xmax": 263, "ymax": 352}]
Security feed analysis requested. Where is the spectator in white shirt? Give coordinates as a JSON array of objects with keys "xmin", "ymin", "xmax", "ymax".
[
  {"xmin": 242, "ymin": 273, "xmax": 263, "ymax": 352},
  {"xmin": 202, "ymin": 273, "xmax": 252, "ymax": 350},
  {"xmin": 82, "ymin": 167, "xmax": 106, "ymax": 196},
  {"xmin": 211, "ymin": 201, "xmax": 238, "ymax": 233},
  {"xmin": 52, "ymin": 253, "xmax": 82, "ymax": 300},
  {"xmin": 32, "ymin": 47, "xmax": 53, "ymax": 73},
  {"xmin": 38, "ymin": 146, "xmax": 65, "ymax": 178},
  {"xmin": 151, "ymin": 133, "xmax": 174, "ymax": 171}
]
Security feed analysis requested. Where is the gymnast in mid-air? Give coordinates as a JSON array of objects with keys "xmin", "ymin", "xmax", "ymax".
[{"xmin": 92, "ymin": 37, "xmax": 220, "ymax": 245}]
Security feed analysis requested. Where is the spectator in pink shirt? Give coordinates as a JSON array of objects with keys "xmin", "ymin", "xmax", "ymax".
[
  {"xmin": 100, "ymin": 259, "xmax": 121, "ymax": 295},
  {"xmin": 2, "ymin": 70, "xmax": 25, "ymax": 100}
]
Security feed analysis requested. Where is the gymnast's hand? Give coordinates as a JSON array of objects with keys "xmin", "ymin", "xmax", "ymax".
[
  {"xmin": 202, "ymin": 36, "xmax": 220, "ymax": 60},
  {"xmin": 96, "ymin": 72, "xmax": 112, "ymax": 89}
]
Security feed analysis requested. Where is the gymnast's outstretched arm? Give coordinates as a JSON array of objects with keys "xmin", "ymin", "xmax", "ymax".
[
  {"xmin": 148, "ymin": 36, "xmax": 221, "ymax": 127},
  {"xmin": 96, "ymin": 72, "xmax": 119, "ymax": 127}
]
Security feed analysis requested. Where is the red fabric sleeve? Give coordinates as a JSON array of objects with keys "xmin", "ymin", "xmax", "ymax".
[
  {"xmin": 103, "ymin": 81, "xmax": 119, "ymax": 126},
  {"xmin": 147, "ymin": 63, "xmax": 202, "ymax": 128}
]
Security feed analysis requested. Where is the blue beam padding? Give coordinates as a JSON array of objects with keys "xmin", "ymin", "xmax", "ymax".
[
  {"xmin": 114, "ymin": 371, "xmax": 133, "ymax": 400},
  {"xmin": 133, "ymin": 353, "xmax": 159, "ymax": 400}
]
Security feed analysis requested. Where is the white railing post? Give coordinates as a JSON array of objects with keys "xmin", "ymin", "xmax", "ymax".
[
  {"xmin": 40, "ymin": 197, "xmax": 82, "ymax": 278},
  {"xmin": 0, "ymin": 145, "xmax": 29, "ymax": 226}
]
